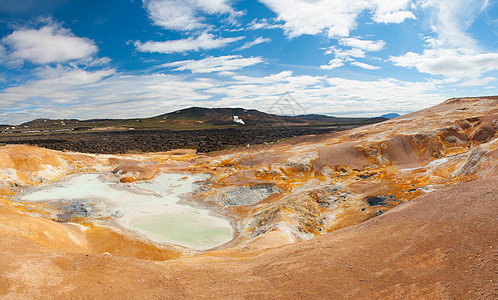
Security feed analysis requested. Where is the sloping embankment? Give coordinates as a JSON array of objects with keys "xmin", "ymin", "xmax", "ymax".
[{"xmin": 0, "ymin": 96, "xmax": 496, "ymax": 298}]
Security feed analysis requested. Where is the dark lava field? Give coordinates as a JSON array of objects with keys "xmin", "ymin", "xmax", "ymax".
[{"xmin": 0, "ymin": 126, "xmax": 356, "ymax": 154}]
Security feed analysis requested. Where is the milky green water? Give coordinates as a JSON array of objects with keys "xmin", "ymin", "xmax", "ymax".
[
  {"xmin": 130, "ymin": 213, "xmax": 233, "ymax": 249},
  {"xmin": 20, "ymin": 173, "xmax": 233, "ymax": 250}
]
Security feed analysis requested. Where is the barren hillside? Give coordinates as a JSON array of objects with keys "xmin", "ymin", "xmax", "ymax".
[{"xmin": 0, "ymin": 96, "xmax": 496, "ymax": 299}]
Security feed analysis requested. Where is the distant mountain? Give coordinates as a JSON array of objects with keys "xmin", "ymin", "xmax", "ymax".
[
  {"xmin": 380, "ymin": 113, "xmax": 400, "ymax": 119},
  {"xmin": 12, "ymin": 107, "xmax": 312, "ymax": 132},
  {"xmin": 5, "ymin": 107, "xmax": 390, "ymax": 134},
  {"xmin": 296, "ymin": 114, "xmax": 387, "ymax": 124},
  {"xmin": 150, "ymin": 107, "xmax": 310, "ymax": 127}
]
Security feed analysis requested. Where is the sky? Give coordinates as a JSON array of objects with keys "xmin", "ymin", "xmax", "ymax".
[{"xmin": 0, "ymin": 0, "xmax": 497, "ymax": 124}]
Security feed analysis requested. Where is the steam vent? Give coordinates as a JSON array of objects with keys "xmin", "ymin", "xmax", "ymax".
[{"xmin": 0, "ymin": 96, "xmax": 496, "ymax": 298}]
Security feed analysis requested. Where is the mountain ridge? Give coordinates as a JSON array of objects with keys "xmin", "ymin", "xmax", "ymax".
[
  {"xmin": 2, "ymin": 107, "xmax": 388, "ymax": 132},
  {"xmin": 380, "ymin": 113, "xmax": 401, "ymax": 119}
]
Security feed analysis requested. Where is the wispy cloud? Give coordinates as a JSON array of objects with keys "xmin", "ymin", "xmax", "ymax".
[
  {"xmin": 161, "ymin": 55, "xmax": 264, "ymax": 73},
  {"xmin": 325, "ymin": 46, "xmax": 365, "ymax": 59},
  {"xmin": 320, "ymin": 58, "xmax": 344, "ymax": 70},
  {"xmin": 321, "ymin": 37, "xmax": 386, "ymax": 70},
  {"xmin": 236, "ymin": 37, "xmax": 271, "ymax": 51},
  {"xmin": 420, "ymin": 0, "xmax": 483, "ymax": 50},
  {"xmin": 391, "ymin": 0, "xmax": 497, "ymax": 85},
  {"xmin": 0, "ymin": 68, "xmax": 445, "ymax": 124},
  {"xmin": 371, "ymin": 0, "xmax": 416, "ymax": 24},
  {"xmin": 135, "ymin": 32, "xmax": 244, "ymax": 54},
  {"xmin": 246, "ymin": 18, "xmax": 284, "ymax": 31},
  {"xmin": 351, "ymin": 61, "xmax": 380, "ymax": 70},
  {"xmin": 143, "ymin": 0, "xmax": 241, "ymax": 31},
  {"xmin": 339, "ymin": 38, "xmax": 386, "ymax": 52},
  {"xmin": 0, "ymin": 66, "xmax": 115, "ymax": 110},
  {"xmin": 391, "ymin": 49, "xmax": 498, "ymax": 80}
]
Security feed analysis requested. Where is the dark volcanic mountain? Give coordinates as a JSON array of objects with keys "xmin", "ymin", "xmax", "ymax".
[
  {"xmin": 151, "ymin": 107, "xmax": 311, "ymax": 126},
  {"xmin": 3, "ymin": 107, "xmax": 389, "ymax": 134},
  {"xmin": 13, "ymin": 107, "xmax": 311, "ymax": 132},
  {"xmin": 296, "ymin": 114, "xmax": 387, "ymax": 124}
]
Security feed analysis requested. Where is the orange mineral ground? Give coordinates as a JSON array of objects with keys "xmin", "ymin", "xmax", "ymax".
[{"xmin": 0, "ymin": 96, "xmax": 496, "ymax": 299}]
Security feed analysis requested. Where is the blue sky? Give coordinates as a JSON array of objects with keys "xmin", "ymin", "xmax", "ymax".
[{"xmin": 0, "ymin": 0, "xmax": 497, "ymax": 124}]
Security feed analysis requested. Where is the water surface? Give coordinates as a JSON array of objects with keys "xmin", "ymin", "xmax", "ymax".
[{"xmin": 20, "ymin": 173, "xmax": 233, "ymax": 250}]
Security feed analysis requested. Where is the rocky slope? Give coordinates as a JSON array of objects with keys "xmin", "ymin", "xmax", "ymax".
[{"xmin": 0, "ymin": 96, "xmax": 496, "ymax": 298}]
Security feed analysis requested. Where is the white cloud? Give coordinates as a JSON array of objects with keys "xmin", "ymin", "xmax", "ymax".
[
  {"xmin": 339, "ymin": 38, "xmax": 386, "ymax": 52},
  {"xmin": 205, "ymin": 72, "xmax": 443, "ymax": 117},
  {"xmin": 258, "ymin": 0, "xmax": 365, "ymax": 38},
  {"xmin": 2, "ymin": 24, "xmax": 98, "ymax": 65},
  {"xmin": 0, "ymin": 44, "xmax": 6, "ymax": 64},
  {"xmin": 389, "ymin": 0, "xmax": 498, "ymax": 86},
  {"xmin": 391, "ymin": 49, "xmax": 498, "ymax": 80},
  {"xmin": 246, "ymin": 18, "xmax": 284, "ymax": 30},
  {"xmin": 0, "ymin": 67, "xmax": 447, "ymax": 124},
  {"xmin": 325, "ymin": 46, "xmax": 365, "ymax": 59},
  {"xmin": 459, "ymin": 77, "xmax": 496, "ymax": 87},
  {"xmin": 236, "ymin": 37, "xmax": 271, "ymax": 51},
  {"xmin": 371, "ymin": 0, "xmax": 416, "ymax": 23},
  {"xmin": 161, "ymin": 55, "xmax": 264, "ymax": 73},
  {"xmin": 0, "ymin": 66, "xmax": 115, "ymax": 109},
  {"xmin": 420, "ymin": 0, "xmax": 483, "ymax": 50},
  {"xmin": 143, "ymin": 0, "xmax": 240, "ymax": 31},
  {"xmin": 0, "ymin": 68, "xmax": 213, "ymax": 124},
  {"xmin": 258, "ymin": 0, "xmax": 415, "ymax": 38},
  {"xmin": 351, "ymin": 61, "xmax": 380, "ymax": 70},
  {"xmin": 322, "ymin": 37, "xmax": 386, "ymax": 70},
  {"xmin": 320, "ymin": 58, "xmax": 344, "ymax": 70},
  {"xmin": 135, "ymin": 32, "xmax": 244, "ymax": 54}
]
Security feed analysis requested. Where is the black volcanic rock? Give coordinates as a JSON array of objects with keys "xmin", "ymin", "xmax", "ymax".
[
  {"xmin": 2, "ymin": 107, "xmax": 389, "ymax": 154},
  {"xmin": 0, "ymin": 127, "xmax": 356, "ymax": 154}
]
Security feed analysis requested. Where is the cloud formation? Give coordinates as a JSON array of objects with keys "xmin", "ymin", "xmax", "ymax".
[
  {"xmin": 321, "ymin": 38, "xmax": 385, "ymax": 70},
  {"xmin": 143, "ymin": 0, "xmax": 240, "ymax": 31},
  {"xmin": 0, "ymin": 0, "xmax": 495, "ymax": 125},
  {"xmin": 2, "ymin": 24, "xmax": 98, "ymax": 65},
  {"xmin": 391, "ymin": 49, "xmax": 498, "ymax": 80},
  {"xmin": 0, "ymin": 66, "xmax": 115, "ymax": 110},
  {"xmin": 351, "ymin": 61, "xmax": 380, "ymax": 70},
  {"xmin": 390, "ymin": 0, "xmax": 497, "ymax": 85},
  {"xmin": 236, "ymin": 37, "xmax": 271, "ymax": 51},
  {"xmin": 136, "ymin": 32, "xmax": 244, "ymax": 54},
  {"xmin": 258, "ymin": 0, "xmax": 415, "ymax": 38},
  {"xmin": 0, "ymin": 67, "xmax": 443, "ymax": 124},
  {"xmin": 420, "ymin": 0, "xmax": 483, "ymax": 50},
  {"xmin": 320, "ymin": 58, "xmax": 344, "ymax": 70},
  {"xmin": 161, "ymin": 55, "xmax": 264, "ymax": 73},
  {"xmin": 370, "ymin": 0, "xmax": 416, "ymax": 23},
  {"xmin": 339, "ymin": 38, "xmax": 386, "ymax": 52}
]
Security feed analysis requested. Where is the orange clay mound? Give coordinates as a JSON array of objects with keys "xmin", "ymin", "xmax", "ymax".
[{"xmin": 0, "ymin": 96, "xmax": 496, "ymax": 298}]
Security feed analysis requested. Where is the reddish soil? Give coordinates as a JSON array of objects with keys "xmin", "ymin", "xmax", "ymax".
[{"xmin": 1, "ymin": 176, "xmax": 496, "ymax": 299}]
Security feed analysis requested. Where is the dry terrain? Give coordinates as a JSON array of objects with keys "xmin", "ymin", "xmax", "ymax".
[{"xmin": 0, "ymin": 96, "xmax": 496, "ymax": 299}]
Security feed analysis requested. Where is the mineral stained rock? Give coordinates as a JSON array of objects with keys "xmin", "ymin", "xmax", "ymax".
[{"xmin": 0, "ymin": 96, "xmax": 496, "ymax": 298}]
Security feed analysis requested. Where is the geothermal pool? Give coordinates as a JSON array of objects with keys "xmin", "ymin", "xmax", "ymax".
[{"xmin": 20, "ymin": 173, "xmax": 233, "ymax": 250}]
